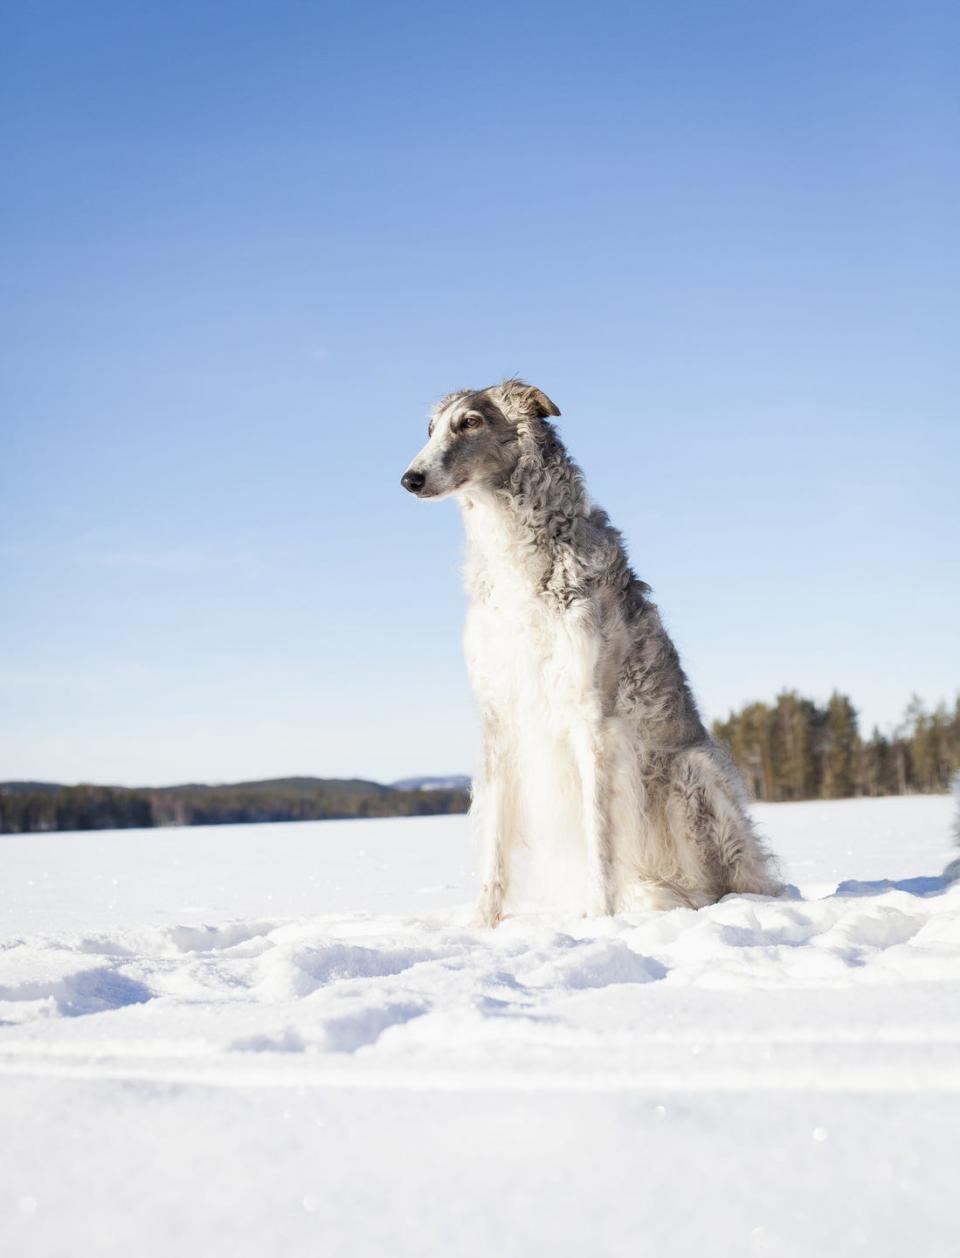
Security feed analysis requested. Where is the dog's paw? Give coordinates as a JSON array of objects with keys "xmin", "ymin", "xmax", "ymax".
[
  {"xmin": 472, "ymin": 908, "xmax": 502, "ymax": 929},
  {"xmin": 472, "ymin": 887, "xmax": 504, "ymax": 929},
  {"xmin": 584, "ymin": 887, "xmax": 616, "ymax": 918}
]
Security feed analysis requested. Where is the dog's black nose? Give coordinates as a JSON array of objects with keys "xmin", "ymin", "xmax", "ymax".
[{"xmin": 401, "ymin": 470, "xmax": 425, "ymax": 494}]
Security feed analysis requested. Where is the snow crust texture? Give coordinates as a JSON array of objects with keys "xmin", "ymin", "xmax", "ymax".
[{"xmin": 1, "ymin": 795, "xmax": 958, "ymax": 1257}]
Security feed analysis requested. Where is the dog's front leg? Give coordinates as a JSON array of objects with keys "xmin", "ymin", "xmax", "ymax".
[
  {"xmin": 570, "ymin": 718, "xmax": 616, "ymax": 917},
  {"xmin": 472, "ymin": 716, "xmax": 518, "ymax": 928}
]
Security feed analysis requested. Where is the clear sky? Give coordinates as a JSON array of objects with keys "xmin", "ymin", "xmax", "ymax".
[{"xmin": 2, "ymin": 1, "xmax": 957, "ymax": 786}]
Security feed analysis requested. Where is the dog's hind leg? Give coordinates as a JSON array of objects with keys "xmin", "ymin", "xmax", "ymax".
[{"xmin": 472, "ymin": 715, "xmax": 521, "ymax": 928}]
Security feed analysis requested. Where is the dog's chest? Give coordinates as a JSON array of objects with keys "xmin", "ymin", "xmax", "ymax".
[
  {"xmin": 463, "ymin": 574, "xmax": 590, "ymax": 721},
  {"xmin": 461, "ymin": 499, "xmax": 596, "ymax": 715}
]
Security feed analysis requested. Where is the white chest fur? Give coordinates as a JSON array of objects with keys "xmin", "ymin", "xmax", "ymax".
[
  {"xmin": 460, "ymin": 495, "xmax": 600, "ymax": 907},
  {"xmin": 460, "ymin": 495, "xmax": 595, "ymax": 718}
]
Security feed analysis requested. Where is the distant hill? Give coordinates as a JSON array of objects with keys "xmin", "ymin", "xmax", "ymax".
[
  {"xmin": 391, "ymin": 775, "xmax": 472, "ymax": 792},
  {"xmin": 146, "ymin": 776, "xmax": 395, "ymax": 798},
  {"xmin": 0, "ymin": 775, "xmax": 470, "ymax": 834},
  {"xmin": 0, "ymin": 781, "xmax": 66, "ymax": 795}
]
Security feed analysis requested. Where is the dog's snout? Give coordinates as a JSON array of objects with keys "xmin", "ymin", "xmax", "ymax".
[{"xmin": 401, "ymin": 469, "xmax": 426, "ymax": 494}]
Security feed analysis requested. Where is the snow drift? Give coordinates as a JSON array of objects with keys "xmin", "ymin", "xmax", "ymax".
[{"xmin": 1, "ymin": 794, "xmax": 957, "ymax": 1258}]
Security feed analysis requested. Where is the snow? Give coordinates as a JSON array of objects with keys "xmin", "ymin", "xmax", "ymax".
[{"xmin": 1, "ymin": 795, "xmax": 958, "ymax": 1258}]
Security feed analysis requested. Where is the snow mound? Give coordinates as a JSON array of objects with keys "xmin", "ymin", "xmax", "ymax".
[{"xmin": 2, "ymin": 872, "xmax": 958, "ymax": 1060}]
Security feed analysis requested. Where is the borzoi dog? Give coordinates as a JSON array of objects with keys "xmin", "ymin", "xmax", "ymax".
[{"xmin": 402, "ymin": 379, "xmax": 781, "ymax": 926}]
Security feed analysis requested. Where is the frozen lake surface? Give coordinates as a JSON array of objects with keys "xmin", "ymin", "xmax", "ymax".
[{"xmin": 1, "ymin": 794, "xmax": 958, "ymax": 1257}]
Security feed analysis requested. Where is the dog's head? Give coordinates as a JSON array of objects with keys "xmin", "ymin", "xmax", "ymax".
[{"xmin": 400, "ymin": 379, "xmax": 560, "ymax": 500}]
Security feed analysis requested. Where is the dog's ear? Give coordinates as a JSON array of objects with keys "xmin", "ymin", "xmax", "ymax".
[{"xmin": 495, "ymin": 379, "xmax": 561, "ymax": 423}]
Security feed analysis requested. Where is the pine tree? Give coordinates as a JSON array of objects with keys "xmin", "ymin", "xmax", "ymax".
[
  {"xmin": 818, "ymin": 692, "xmax": 861, "ymax": 799},
  {"xmin": 769, "ymin": 691, "xmax": 818, "ymax": 800}
]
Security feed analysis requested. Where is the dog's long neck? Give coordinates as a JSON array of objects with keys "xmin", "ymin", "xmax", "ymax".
[{"xmin": 460, "ymin": 426, "xmax": 594, "ymax": 605}]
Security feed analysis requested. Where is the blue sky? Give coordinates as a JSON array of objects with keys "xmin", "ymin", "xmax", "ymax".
[{"xmin": 2, "ymin": 1, "xmax": 957, "ymax": 786}]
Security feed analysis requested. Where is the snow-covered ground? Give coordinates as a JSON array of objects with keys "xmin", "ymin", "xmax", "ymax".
[{"xmin": 2, "ymin": 795, "xmax": 958, "ymax": 1258}]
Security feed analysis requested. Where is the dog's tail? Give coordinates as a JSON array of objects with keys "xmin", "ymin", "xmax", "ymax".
[{"xmin": 722, "ymin": 819, "xmax": 784, "ymax": 897}]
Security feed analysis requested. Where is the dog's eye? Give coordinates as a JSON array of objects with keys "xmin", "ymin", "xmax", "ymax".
[{"xmin": 462, "ymin": 415, "xmax": 483, "ymax": 430}]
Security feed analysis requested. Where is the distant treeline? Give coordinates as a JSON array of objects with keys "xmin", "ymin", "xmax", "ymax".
[
  {"xmin": 0, "ymin": 777, "xmax": 470, "ymax": 835},
  {"xmin": 713, "ymin": 693, "xmax": 960, "ymax": 802},
  {"xmin": 4, "ymin": 692, "xmax": 957, "ymax": 833}
]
